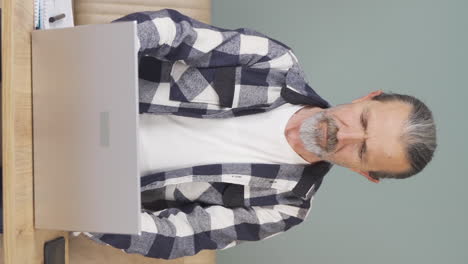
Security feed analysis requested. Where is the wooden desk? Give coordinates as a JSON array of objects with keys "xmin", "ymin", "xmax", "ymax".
[
  {"xmin": 1, "ymin": 1, "xmax": 215, "ymax": 263},
  {"xmin": 1, "ymin": 0, "xmax": 70, "ymax": 263}
]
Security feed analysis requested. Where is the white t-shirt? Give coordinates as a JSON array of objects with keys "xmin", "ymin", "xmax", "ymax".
[{"xmin": 138, "ymin": 103, "xmax": 309, "ymax": 177}]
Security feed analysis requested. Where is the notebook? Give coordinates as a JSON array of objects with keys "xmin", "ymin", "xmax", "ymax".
[
  {"xmin": 31, "ymin": 21, "xmax": 142, "ymax": 235},
  {"xmin": 34, "ymin": 0, "xmax": 74, "ymax": 29}
]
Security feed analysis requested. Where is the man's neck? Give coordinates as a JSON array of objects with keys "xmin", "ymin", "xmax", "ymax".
[{"xmin": 284, "ymin": 106, "xmax": 325, "ymax": 164}]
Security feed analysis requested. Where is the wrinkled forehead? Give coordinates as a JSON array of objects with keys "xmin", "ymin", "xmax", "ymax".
[{"xmin": 365, "ymin": 100, "xmax": 412, "ymax": 173}]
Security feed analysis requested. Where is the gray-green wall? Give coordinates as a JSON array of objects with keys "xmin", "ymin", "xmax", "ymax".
[{"xmin": 213, "ymin": 0, "xmax": 467, "ymax": 263}]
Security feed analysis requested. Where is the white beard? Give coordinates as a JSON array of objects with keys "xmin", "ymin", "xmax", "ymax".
[{"xmin": 299, "ymin": 111, "xmax": 338, "ymax": 159}]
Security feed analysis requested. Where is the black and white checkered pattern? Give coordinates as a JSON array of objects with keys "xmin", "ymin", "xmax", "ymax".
[
  {"xmin": 114, "ymin": 8, "xmax": 331, "ymax": 118},
  {"xmin": 73, "ymin": 9, "xmax": 333, "ymax": 260},
  {"xmin": 77, "ymin": 162, "xmax": 331, "ymax": 259}
]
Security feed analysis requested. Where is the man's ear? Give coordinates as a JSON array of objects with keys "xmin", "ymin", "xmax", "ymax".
[
  {"xmin": 350, "ymin": 168, "xmax": 380, "ymax": 183},
  {"xmin": 352, "ymin": 90, "xmax": 383, "ymax": 104}
]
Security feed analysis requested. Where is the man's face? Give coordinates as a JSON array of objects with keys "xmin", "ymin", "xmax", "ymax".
[{"xmin": 299, "ymin": 92, "xmax": 412, "ymax": 176}]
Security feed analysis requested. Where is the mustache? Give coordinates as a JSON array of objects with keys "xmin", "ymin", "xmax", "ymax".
[
  {"xmin": 322, "ymin": 116, "xmax": 339, "ymax": 152},
  {"xmin": 299, "ymin": 111, "xmax": 339, "ymax": 156}
]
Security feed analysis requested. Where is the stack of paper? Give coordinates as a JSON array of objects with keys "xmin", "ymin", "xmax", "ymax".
[{"xmin": 34, "ymin": 0, "xmax": 74, "ymax": 30}]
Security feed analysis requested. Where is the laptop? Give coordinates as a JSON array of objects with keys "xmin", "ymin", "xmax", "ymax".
[{"xmin": 32, "ymin": 21, "xmax": 142, "ymax": 235}]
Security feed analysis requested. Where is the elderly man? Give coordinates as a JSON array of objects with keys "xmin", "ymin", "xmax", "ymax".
[{"xmin": 66, "ymin": 9, "xmax": 437, "ymax": 260}]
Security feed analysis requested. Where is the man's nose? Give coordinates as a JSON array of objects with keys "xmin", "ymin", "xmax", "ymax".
[{"xmin": 336, "ymin": 129, "xmax": 367, "ymax": 143}]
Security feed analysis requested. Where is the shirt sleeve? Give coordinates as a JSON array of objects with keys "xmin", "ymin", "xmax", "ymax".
[
  {"xmin": 78, "ymin": 203, "xmax": 306, "ymax": 260},
  {"xmin": 111, "ymin": 8, "xmax": 298, "ymax": 70}
]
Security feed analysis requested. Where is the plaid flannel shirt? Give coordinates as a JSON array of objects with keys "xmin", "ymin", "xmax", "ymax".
[{"xmin": 75, "ymin": 9, "xmax": 333, "ymax": 260}]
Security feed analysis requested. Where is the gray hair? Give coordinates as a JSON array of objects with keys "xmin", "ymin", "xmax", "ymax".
[{"xmin": 368, "ymin": 92, "xmax": 437, "ymax": 181}]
